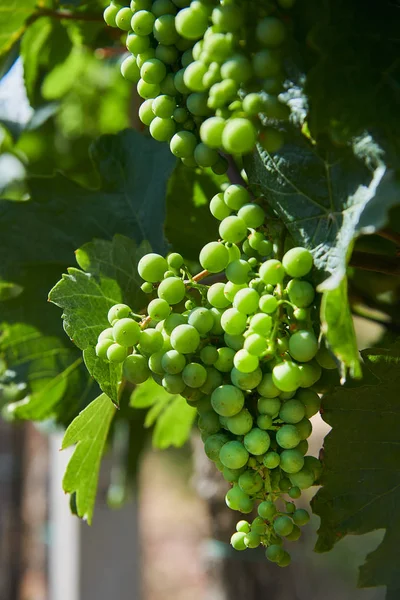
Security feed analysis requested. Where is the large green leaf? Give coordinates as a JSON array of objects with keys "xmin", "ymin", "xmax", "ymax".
[
  {"xmin": 246, "ymin": 133, "xmax": 399, "ymax": 377},
  {"xmin": 165, "ymin": 163, "xmax": 226, "ymax": 260},
  {"xmin": 49, "ymin": 236, "xmax": 149, "ymax": 404},
  {"xmin": 312, "ymin": 341, "xmax": 400, "ymax": 599},
  {"xmin": 130, "ymin": 378, "xmax": 196, "ymax": 449},
  {"xmin": 0, "ymin": 0, "xmax": 37, "ymax": 57},
  {"xmin": 62, "ymin": 393, "xmax": 117, "ymax": 524}
]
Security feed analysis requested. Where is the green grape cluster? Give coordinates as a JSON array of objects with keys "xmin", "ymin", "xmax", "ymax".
[
  {"xmin": 104, "ymin": 0, "xmax": 294, "ymax": 169},
  {"xmin": 95, "ymin": 183, "xmax": 335, "ymax": 566}
]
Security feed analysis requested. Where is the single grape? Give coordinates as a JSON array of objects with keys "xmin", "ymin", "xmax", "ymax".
[
  {"xmin": 170, "ymin": 131, "xmax": 197, "ymax": 158},
  {"xmin": 266, "ymin": 544, "xmax": 284, "ymax": 563},
  {"xmin": 249, "ymin": 313, "xmax": 272, "ymax": 336},
  {"xmin": 138, "ymin": 253, "xmax": 168, "ymax": 282},
  {"xmin": 295, "ymin": 417, "xmax": 313, "ymax": 440},
  {"xmin": 219, "ymin": 216, "xmax": 248, "ymax": 244},
  {"xmin": 98, "ymin": 327, "xmax": 114, "ymax": 342},
  {"xmin": 204, "ymin": 432, "xmax": 230, "ymax": 461},
  {"xmin": 258, "ymin": 500, "xmax": 277, "ymax": 520},
  {"xmin": 214, "ymin": 347, "xmax": 235, "ymax": 372},
  {"xmin": 139, "ymin": 99, "xmax": 156, "ymax": 126},
  {"xmin": 272, "ymin": 361, "xmax": 301, "ymax": 392},
  {"xmin": 230, "ymin": 531, "xmax": 247, "ymax": 551},
  {"xmin": 256, "ymin": 374, "xmax": 279, "ymax": 399},
  {"xmin": 273, "ymin": 515, "xmax": 293, "ymax": 537},
  {"xmin": 251, "ymin": 516, "xmax": 267, "ymax": 535},
  {"xmin": 238, "ymin": 470, "xmax": 263, "ymax": 494},
  {"xmin": 223, "ymin": 467, "xmax": 245, "ymax": 483},
  {"xmin": 279, "ymin": 449, "xmax": 305, "ymax": 474},
  {"xmin": 200, "ymin": 345, "xmax": 219, "ymax": 365},
  {"xmin": 237, "ymin": 204, "xmax": 265, "ymax": 229},
  {"xmin": 198, "ymin": 410, "xmax": 220, "ymax": 435},
  {"xmin": 225, "ymin": 409, "xmax": 253, "ymax": 435},
  {"xmin": 108, "ymin": 304, "xmax": 132, "ymax": 327},
  {"xmin": 170, "ymin": 324, "xmax": 200, "ymax": 354},
  {"xmin": 257, "ymin": 396, "xmax": 281, "ymax": 417},
  {"xmin": 139, "ymin": 328, "xmax": 164, "ymax": 354},
  {"xmin": 153, "ymin": 14, "xmax": 178, "ymax": 44},
  {"xmin": 286, "ymin": 278, "xmax": 315, "ymax": 308},
  {"xmin": 120, "ymin": 56, "xmax": 140, "ymax": 82},
  {"xmin": 225, "ymin": 259, "xmax": 251, "ymax": 285},
  {"xmin": 288, "ymin": 486, "xmax": 301, "ymax": 500},
  {"xmin": 259, "ymin": 259, "xmax": 285, "ymax": 285},
  {"xmin": 279, "ymin": 399, "xmax": 306, "ymax": 424},
  {"xmin": 112, "ymin": 318, "xmax": 141, "ymax": 347},
  {"xmin": 161, "ymin": 349, "xmax": 186, "ymax": 374},
  {"xmin": 276, "ymin": 424, "xmax": 301, "ymax": 449},
  {"xmin": 224, "ymin": 184, "xmax": 250, "ymax": 211},
  {"xmin": 292, "ymin": 508, "xmax": 310, "ymax": 527},
  {"xmin": 244, "ymin": 532, "xmax": 261, "ymax": 549},
  {"xmin": 163, "ymin": 313, "xmax": 187, "ymax": 335},
  {"xmin": 236, "ymin": 520, "xmax": 251, "ymax": 533},
  {"xmin": 148, "ymin": 350, "xmax": 165, "ymax": 375},
  {"xmin": 282, "ymin": 247, "xmax": 313, "ymax": 278},
  {"xmin": 256, "ymin": 17, "xmax": 286, "ymax": 47},
  {"xmin": 199, "ymin": 241, "xmax": 230, "ymax": 273},
  {"xmin": 257, "ymin": 414, "xmax": 272, "ymax": 429},
  {"xmin": 162, "ymin": 373, "xmax": 186, "ymax": 394},
  {"xmin": 277, "ymin": 551, "xmax": 292, "ymax": 567},
  {"xmin": 200, "ymin": 366, "xmax": 223, "ymax": 395},
  {"xmin": 221, "ymin": 308, "xmax": 247, "ymax": 336},
  {"xmin": 224, "ymin": 281, "xmax": 247, "ymax": 302},
  {"xmin": 115, "ymin": 6, "xmax": 133, "ymax": 30},
  {"xmin": 188, "ymin": 307, "xmax": 214, "ymax": 334},
  {"xmin": 103, "ymin": 4, "xmax": 121, "ymax": 27},
  {"xmin": 220, "ymin": 441, "xmax": 249, "ymax": 469},
  {"xmin": 233, "ymin": 288, "xmax": 260, "ymax": 314},
  {"xmin": 221, "ymin": 118, "xmax": 257, "ymax": 155},
  {"xmin": 304, "ymin": 455, "xmax": 323, "ymax": 481},
  {"xmin": 200, "ymin": 116, "xmax": 226, "ymax": 148},
  {"xmin": 316, "ymin": 345, "xmax": 337, "ymax": 370},
  {"xmin": 131, "ymin": 9, "xmax": 155, "ymax": 35},
  {"xmin": 224, "ymin": 333, "xmax": 245, "ymax": 351},
  {"xmin": 107, "ymin": 343, "xmax": 128, "ymax": 363},
  {"xmin": 234, "ymin": 349, "xmax": 259, "ymax": 373},
  {"xmin": 259, "ymin": 294, "xmax": 278, "ymax": 314},
  {"xmin": 211, "ymin": 384, "xmax": 244, "ymax": 417},
  {"xmin": 148, "ymin": 298, "xmax": 171, "ymax": 321},
  {"xmin": 244, "ymin": 428, "xmax": 270, "ymax": 455},
  {"xmin": 207, "ymin": 282, "xmax": 231, "ymax": 308},
  {"xmin": 157, "ymin": 276, "xmax": 185, "ymax": 304},
  {"xmin": 230, "ymin": 367, "xmax": 262, "ymax": 391},
  {"xmin": 244, "ymin": 333, "xmax": 268, "ymax": 357},
  {"xmin": 182, "ymin": 362, "xmax": 207, "ymax": 388},
  {"xmin": 95, "ymin": 339, "xmax": 113, "ymax": 359},
  {"xmin": 263, "ymin": 451, "xmax": 280, "ymax": 469}
]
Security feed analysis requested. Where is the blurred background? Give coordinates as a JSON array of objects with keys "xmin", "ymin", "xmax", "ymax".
[{"xmin": 0, "ymin": 20, "xmax": 392, "ymax": 600}]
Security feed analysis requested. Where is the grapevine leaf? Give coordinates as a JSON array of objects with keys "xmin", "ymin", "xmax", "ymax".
[
  {"xmin": 130, "ymin": 379, "xmax": 196, "ymax": 448},
  {"xmin": 246, "ymin": 133, "xmax": 399, "ymax": 377},
  {"xmin": 165, "ymin": 163, "xmax": 226, "ymax": 260},
  {"xmin": 0, "ymin": 0, "xmax": 37, "ymax": 58},
  {"xmin": 312, "ymin": 341, "xmax": 400, "ymax": 599},
  {"xmin": 62, "ymin": 393, "xmax": 117, "ymax": 524}
]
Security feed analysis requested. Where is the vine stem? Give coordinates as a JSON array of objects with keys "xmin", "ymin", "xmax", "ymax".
[
  {"xmin": 192, "ymin": 269, "xmax": 210, "ymax": 282},
  {"xmin": 225, "ymin": 154, "xmax": 248, "ymax": 188},
  {"xmin": 28, "ymin": 8, "xmax": 104, "ymax": 24}
]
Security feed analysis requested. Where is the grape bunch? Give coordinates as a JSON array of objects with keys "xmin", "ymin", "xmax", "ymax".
[
  {"xmin": 95, "ymin": 183, "xmax": 335, "ymax": 566},
  {"xmin": 103, "ymin": 0, "xmax": 294, "ymax": 170}
]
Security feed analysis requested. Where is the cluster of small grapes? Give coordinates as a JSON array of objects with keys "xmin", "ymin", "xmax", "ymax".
[
  {"xmin": 103, "ymin": 0, "xmax": 294, "ymax": 170},
  {"xmin": 95, "ymin": 183, "xmax": 334, "ymax": 566}
]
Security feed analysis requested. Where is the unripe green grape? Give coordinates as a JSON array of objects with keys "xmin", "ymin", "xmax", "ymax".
[
  {"xmin": 258, "ymin": 500, "xmax": 276, "ymax": 520},
  {"xmin": 207, "ymin": 282, "xmax": 231, "ymax": 308},
  {"xmin": 249, "ymin": 313, "xmax": 272, "ymax": 336},
  {"xmin": 272, "ymin": 361, "xmax": 301, "ymax": 392},
  {"xmin": 288, "ymin": 486, "xmax": 301, "ymax": 500},
  {"xmin": 279, "ymin": 477, "xmax": 292, "ymax": 492},
  {"xmin": 137, "ymin": 78, "xmax": 161, "ymax": 99},
  {"xmin": 157, "ymin": 276, "xmax": 185, "ymax": 304},
  {"xmin": 222, "ymin": 466, "xmax": 243, "ymax": 483},
  {"xmin": 126, "ymin": 33, "xmax": 150, "ymax": 55},
  {"xmin": 258, "ymin": 294, "xmax": 277, "ymax": 315},
  {"xmin": 280, "ymin": 449, "xmax": 305, "ymax": 474},
  {"xmin": 221, "ymin": 118, "xmax": 257, "ymax": 155},
  {"xmin": 170, "ymin": 131, "xmax": 197, "ymax": 158},
  {"xmin": 131, "ymin": 9, "xmax": 155, "ymax": 35},
  {"xmin": 221, "ymin": 54, "xmax": 252, "ymax": 84},
  {"xmin": 233, "ymin": 288, "xmax": 260, "ymax": 314},
  {"xmin": 139, "ymin": 99, "xmax": 155, "ymax": 125},
  {"xmin": 161, "ymin": 349, "xmax": 186, "ymax": 374},
  {"xmin": 160, "ymin": 72, "xmax": 177, "ymax": 95},
  {"xmin": 199, "ymin": 241, "xmax": 229, "ymax": 273},
  {"xmin": 211, "ymin": 384, "xmax": 244, "ymax": 417},
  {"xmin": 139, "ymin": 328, "xmax": 164, "ymax": 354},
  {"xmin": 115, "ymin": 7, "xmax": 133, "ymax": 30},
  {"xmin": 170, "ymin": 324, "xmax": 200, "ymax": 354},
  {"xmin": 316, "ymin": 345, "xmax": 337, "ymax": 370},
  {"xmin": 175, "ymin": 6, "xmax": 208, "ymax": 40},
  {"xmin": 113, "ymin": 318, "xmax": 141, "ymax": 347},
  {"xmin": 236, "ymin": 520, "xmax": 251, "ymax": 533},
  {"xmin": 257, "ymin": 396, "xmax": 281, "ymax": 417},
  {"xmin": 244, "ymin": 428, "xmax": 270, "ymax": 455},
  {"xmin": 259, "ymin": 259, "xmax": 284, "ymax": 285},
  {"xmin": 220, "ymin": 441, "xmax": 249, "ymax": 469},
  {"xmin": 259, "ymin": 127, "xmax": 285, "ymax": 153},
  {"xmin": 98, "ymin": 327, "xmax": 114, "ymax": 342},
  {"xmin": 209, "ymin": 193, "xmax": 231, "ymax": 221},
  {"xmin": 257, "ymin": 414, "xmax": 272, "ymax": 430},
  {"xmin": 219, "ymin": 216, "xmax": 248, "ymax": 244},
  {"xmin": 199, "ymin": 345, "xmax": 218, "ymax": 366},
  {"xmin": 257, "ymin": 373, "xmax": 280, "ymax": 398},
  {"xmin": 200, "ymin": 366, "xmax": 223, "ymax": 395},
  {"xmin": 211, "ymin": 4, "xmax": 241, "ymax": 31},
  {"xmin": 182, "ymin": 362, "xmax": 207, "ymax": 388},
  {"xmin": 279, "ymin": 399, "xmax": 306, "ymax": 424},
  {"xmin": 244, "ymin": 532, "xmax": 261, "ymax": 549},
  {"xmin": 152, "ymin": 0, "xmax": 176, "ymax": 16},
  {"xmin": 198, "ymin": 410, "xmax": 220, "ymax": 434},
  {"xmin": 295, "ymin": 417, "xmax": 313, "ymax": 440},
  {"xmin": 283, "ymin": 247, "xmax": 313, "ymax": 278},
  {"xmin": 123, "ymin": 354, "xmax": 150, "ymax": 383},
  {"xmin": 243, "ymin": 93, "xmax": 265, "ymax": 116},
  {"xmin": 183, "ymin": 61, "xmax": 208, "ymax": 92},
  {"xmin": 244, "ymin": 333, "xmax": 268, "ymax": 357},
  {"xmin": 149, "ymin": 116, "xmax": 175, "ymax": 142},
  {"xmin": 230, "ymin": 531, "xmax": 247, "ymax": 551},
  {"xmin": 296, "ymin": 388, "xmax": 320, "ymax": 418},
  {"xmin": 194, "ymin": 143, "xmax": 219, "ymax": 167},
  {"xmin": 152, "ymin": 95, "xmax": 176, "ymax": 118},
  {"xmin": 148, "ymin": 298, "xmax": 171, "ymax": 321},
  {"xmin": 256, "ymin": 17, "xmax": 286, "ymax": 47},
  {"xmin": 237, "ymin": 204, "xmax": 265, "ymax": 229},
  {"xmin": 224, "ymin": 333, "xmax": 245, "ymax": 351},
  {"xmin": 214, "ymin": 347, "xmax": 235, "ymax": 372},
  {"xmin": 296, "ymin": 439, "xmax": 309, "ymax": 455},
  {"xmin": 238, "ymin": 470, "xmax": 263, "ymax": 495},
  {"xmin": 108, "ymin": 303, "xmax": 131, "ymax": 325},
  {"xmin": 285, "ymin": 524, "xmax": 301, "ymax": 542},
  {"xmin": 166, "ymin": 252, "xmax": 183, "ymax": 270},
  {"xmin": 187, "ymin": 92, "xmax": 211, "ymax": 117},
  {"xmin": 225, "ymin": 259, "xmax": 251, "ymax": 284},
  {"xmin": 103, "ymin": 3, "xmax": 122, "ymax": 27},
  {"xmin": 162, "ymin": 373, "xmax": 185, "ymax": 394},
  {"xmin": 266, "ymin": 544, "xmax": 284, "ymax": 563},
  {"xmin": 225, "ymin": 408, "xmax": 253, "ymax": 435},
  {"xmin": 276, "ymin": 424, "xmax": 301, "ymax": 449},
  {"xmin": 277, "ymin": 551, "xmax": 291, "ymax": 567},
  {"xmin": 204, "ymin": 432, "xmax": 229, "ymax": 461},
  {"xmin": 210, "ymin": 307, "xmax": 224, "ymax": 335},
  {"xmin": 163, "ymin": 313, "xmax": 186, "ymax": 335},
  {"xmin": 107, "ymin": 343, "xmax": 128, "ymax": 363},
  {"xmin": 173, "ymin": 107, "xmax": 188, "ymax": 123},
  {"xmin": 293, "ymin": 508, "xmax": 310, "ymax": 526},
  {"xmin": 304, "ymin": 456, "xmax": 323, "ymax": 481},
  {"xmin": 287, "ymin": 279, "xmax": 315, "ymax": 308},
  {"xmin": 230, "ymin": 367, "xmax": 262, "ymax": 391},
  {"xmin": 234, "ymin": 349, "xmax": 259, "ymax": 373},
  {"xmin": 263, "ymin": 451, "xmax": 280, "ymax": 469},
  {"xmin": 223, "ymin": 281, "xmax": 246, "ymax": 302},
  {"xmin": 223, "ymin": 184, "xmax": 250, "ymax": 211},
  {"xmin": 221, "ymin": 308, "xmax": 247, "ymax": 336},
  {"xmin": 188, "ymin": 307, "xmax": 214, "ymax": 334},
  {"xmin": 148, "ymin": 350, "xmax": 165, "ymax": 375},
  {"xmin": 96, "ymin": 339, "xmax": 113, "ymax": 359},
  {"xmin": 131, "ymin": 0, "xmax": 152, "ymax": 9},
  {"xmin": 120, "ymin": 55, "xmax": 140, "ymax": 82},
  {"xmin": 289, "ymin": 467, "xmax": 315, "ymax": 489},
  {"xmin": 200, "ymin": 116, "xmax": 226, "ymax": 148},
  {"xmin": 153, "ymin": 14, "xmax": 179, "ymax": 44},
  {"xmin": 273, "ymin": 515, "xmax": 293, "ymax": 537}
]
